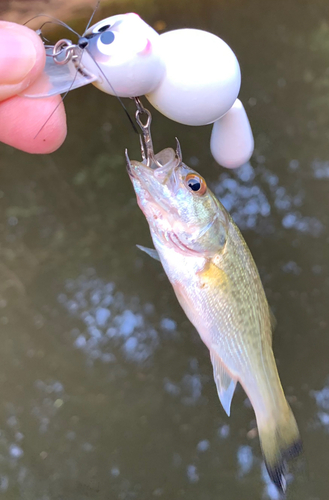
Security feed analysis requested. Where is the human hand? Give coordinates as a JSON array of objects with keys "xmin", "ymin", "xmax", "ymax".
[{"xmin": 0, "ymin": 21, "xmax": 67, "ymax": 154}]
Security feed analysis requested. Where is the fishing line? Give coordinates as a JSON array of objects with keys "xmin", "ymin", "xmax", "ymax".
[
  {"xmin": 35, "ymin": 44, "xmax": 138, "ymax": 137},
  {"xmin": 82, "ymin": 0, "xmax": 138, "ymax": 133},
  {"xmin": 29, "ymin": 3, "xmax": 138, "ymax": 137},
  {"xmin": 33, "ymin": 52, "xmax": 83, "ymax": 139},
  {"xmin": 84, "ymin": 0, "xmax": 102, "ymax": 33},
  {"xmin": 35, "ymin": 22, "xmax": 54, "ymax": 44},
  {"xmin": 84, "ymin": 49, "xmax": 139, "ymax": 134},
  {"xmin": 24, "ymin": 14, "xmax": 80, "ymax": 38}
]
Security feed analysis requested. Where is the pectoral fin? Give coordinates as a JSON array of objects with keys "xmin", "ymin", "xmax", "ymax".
[
  {"xmin": 210, "ymin": 351, "xmax": 237, "ymax": 417},
  {"xmin": 136, "ymin": 245, "xmax": 160, "ymax": 261}
]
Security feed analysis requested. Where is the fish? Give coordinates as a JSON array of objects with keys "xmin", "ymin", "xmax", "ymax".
[{"xmin": 126, "ymin": 139, "xmax": 302, "ymax": 494}]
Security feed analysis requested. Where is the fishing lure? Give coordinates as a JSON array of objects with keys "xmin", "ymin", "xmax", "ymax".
[{"xmin": 23, "ymin": 12, "xmax": 254, "ymax": 169}]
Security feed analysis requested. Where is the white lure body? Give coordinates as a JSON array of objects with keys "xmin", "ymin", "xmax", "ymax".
[
  {"xmin": 24, "ymin": 13, "xmax": 254, "ymax": 168},
  {"xmin": 210, "ymin": 99, "xmax": 255, "ymax": 169},
  {"xmin": 84, "ymin": 13, "xmax": 165, "ymax": 98},
  {"xmin": 146, "ymin": 28, "xmax": 241, "ymax": 126},
  {"xmin": 144, "ymin": 28, "xmax": 254, "ymax": 169}
]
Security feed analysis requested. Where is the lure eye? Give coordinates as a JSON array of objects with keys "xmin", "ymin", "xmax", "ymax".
[
  {"xmin": 185, "ymin": 173, "xmax": 207, "ymax": 195},
  {"xmin": 100, "ymin": 31, "xmax": 115, "ymax": 45}
]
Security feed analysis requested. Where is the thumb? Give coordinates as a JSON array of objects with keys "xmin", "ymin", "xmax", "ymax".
[{"xmin": 0, "ymin": 21, "xmax": 46, "ymax": 102}]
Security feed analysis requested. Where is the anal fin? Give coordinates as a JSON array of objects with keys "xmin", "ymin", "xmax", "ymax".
[
  {"xmin": 136, "ymin": 245, "xmax": 160, "ymax": 261},
  {"xmin": 210, "ymin": 351, "xmax": 237, "ymax": 417}
]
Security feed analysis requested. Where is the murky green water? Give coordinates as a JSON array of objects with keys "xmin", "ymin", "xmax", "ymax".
[{"xmin": 0, "ymin": 0, "xmax": 329, "ymax": 498}]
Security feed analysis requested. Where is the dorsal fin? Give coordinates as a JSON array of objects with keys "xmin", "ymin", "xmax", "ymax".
[{"xmin": 210, "ymin": 351, "xmax": 237, "ymax": 416}]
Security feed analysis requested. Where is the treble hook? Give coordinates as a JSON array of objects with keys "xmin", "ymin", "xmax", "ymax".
[{"xmin": 134, "ymin": 97, "xmax": 162, "ymax": 168}]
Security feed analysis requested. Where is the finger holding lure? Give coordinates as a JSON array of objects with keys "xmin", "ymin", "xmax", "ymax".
[
  {"xmin": 126, "ymin": 99, "xmax": 302, "ymax": 495},
  {"xmin": 0, "ymin": 20, "xmax": 67, "ymax": 154},
  {"xmin": 23, "ymin": 11, "xmax": 254, "ymax": 169}
]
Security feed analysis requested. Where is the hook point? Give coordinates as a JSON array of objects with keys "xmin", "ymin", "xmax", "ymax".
[{"xmin": 175, "ymin": 137, "xmax": 182, "ymax": 163}]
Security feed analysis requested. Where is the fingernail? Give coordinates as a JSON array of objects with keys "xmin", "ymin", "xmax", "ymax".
[{"xmin": 0, "ymin": 28, "xmax": 37, "ymax": 84}]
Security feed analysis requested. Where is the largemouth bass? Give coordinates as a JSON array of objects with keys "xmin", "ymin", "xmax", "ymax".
[{"xmin": 126, "ymin": 139, "xmax": 301, "ymax": 493}]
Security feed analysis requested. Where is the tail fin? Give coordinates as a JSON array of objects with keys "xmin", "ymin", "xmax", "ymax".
[{"xmin": 258, "ymin": 403, "xmax": 302, "ymax": 493}]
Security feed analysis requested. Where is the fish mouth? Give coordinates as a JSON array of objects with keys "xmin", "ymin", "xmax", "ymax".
[
  {"xmin": 125, "ymin": 147, "xmax": 183, "ymax": 231},
  {"xmin": 126, "ymin": 147, "xmax": 179, "ymax": 183}
]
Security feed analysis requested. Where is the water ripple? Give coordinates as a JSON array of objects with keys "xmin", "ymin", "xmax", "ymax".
[
  {"xmin": 58, "ymin": 269, "xmax": 178, "ymax": 366},
  {"xmin": 212, "ymin": 161, "xmax": 324, "ymax": 236}
]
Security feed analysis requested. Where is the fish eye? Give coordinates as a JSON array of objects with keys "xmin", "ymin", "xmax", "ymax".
[
  {"xmin": 185, "ymin": 173, "xmax": 207, "ymax": 195},
  {"xmin": 98, "ymin": 24, "xmax": 111, "ymax": 32}
]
